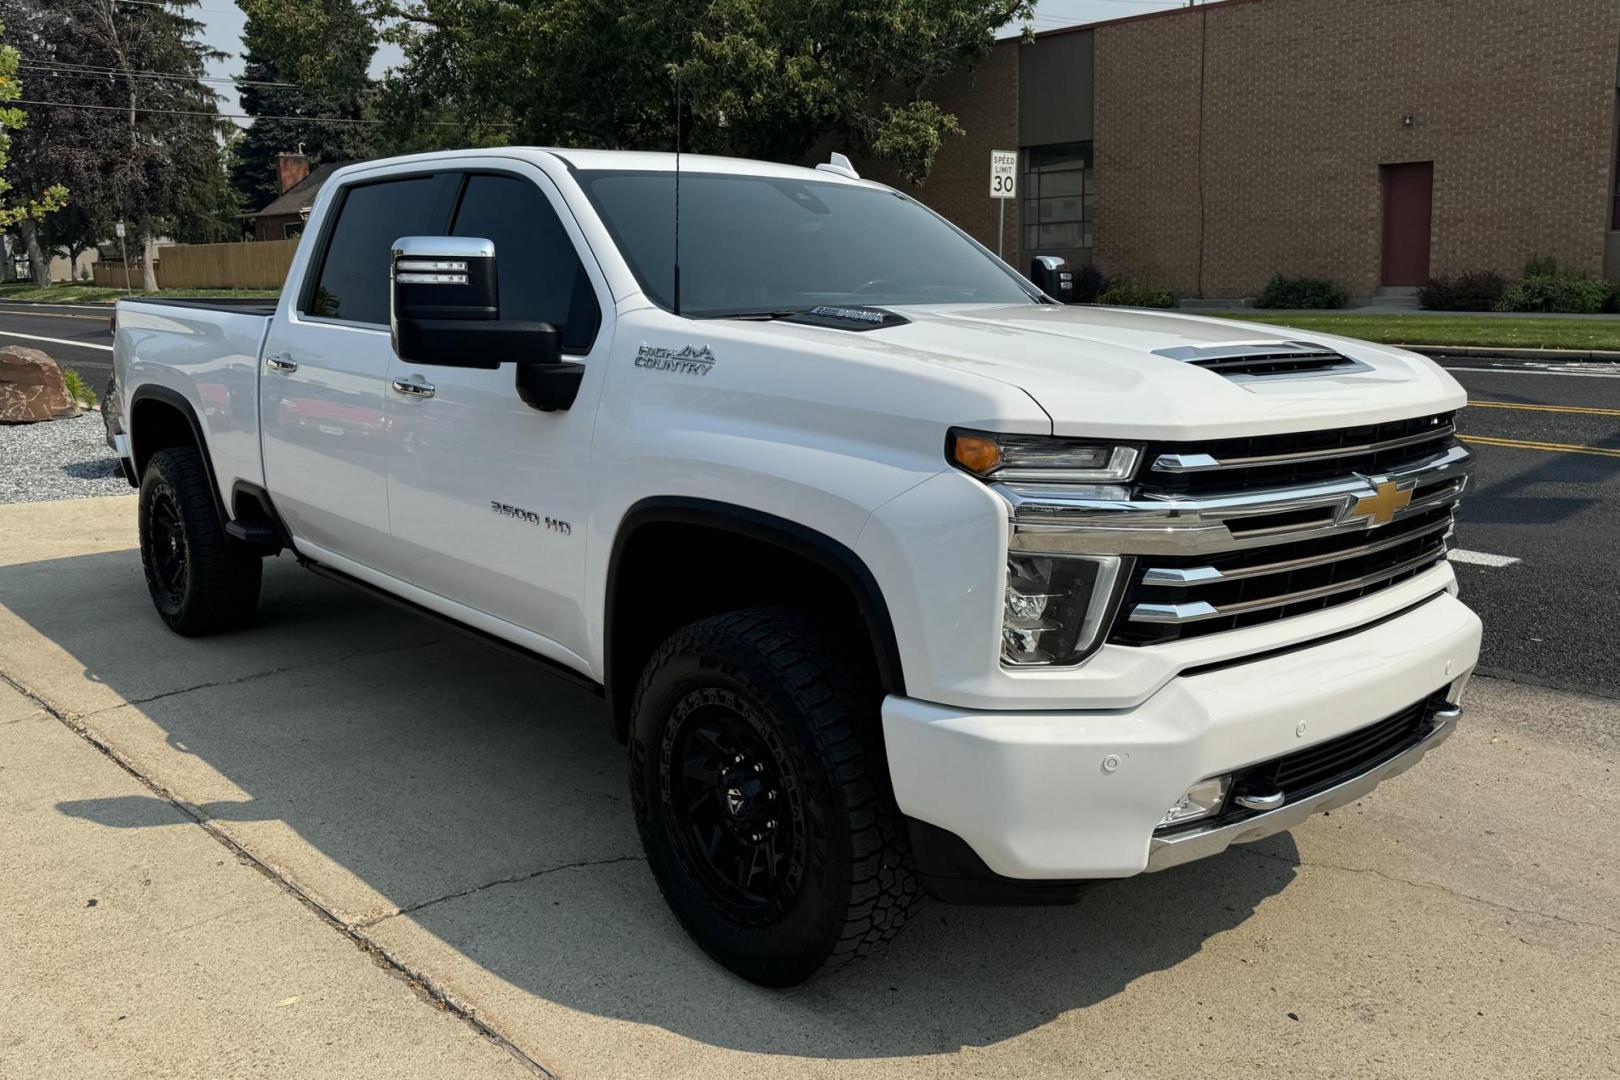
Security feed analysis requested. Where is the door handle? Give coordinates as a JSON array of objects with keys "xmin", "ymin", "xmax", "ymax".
[
  {"xmin": 391, "ymin": 377, "xmax": 436, "ymax": 399},
  {"xmin": 266, "ymin": 354, "xmax": 298, "ymax": 372}
]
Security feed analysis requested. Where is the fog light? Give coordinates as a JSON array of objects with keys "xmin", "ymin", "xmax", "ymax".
[{"xmin": 1157, "ymin": 776, "xmax": 1230, "ymax": 829}]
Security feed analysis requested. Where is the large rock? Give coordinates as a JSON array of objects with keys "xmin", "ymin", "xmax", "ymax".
[{"xmin": 0, "ymin": 345, "xmax": 81, "ymax": 424}]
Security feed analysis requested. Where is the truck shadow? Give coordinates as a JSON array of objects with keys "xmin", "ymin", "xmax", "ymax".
[{"xmin": 6, "ymin": 549, "xmax": 1297, "ymax": 1059}]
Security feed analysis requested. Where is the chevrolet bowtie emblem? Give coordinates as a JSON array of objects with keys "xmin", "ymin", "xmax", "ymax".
[{"xmin": 1349, "ymin": 479, "xmax": 1413, "ymax": 526}]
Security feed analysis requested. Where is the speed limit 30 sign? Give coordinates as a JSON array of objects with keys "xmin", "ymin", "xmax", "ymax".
[{"xmin": 989, "ymin": 150, "xmax": 1017, "ymax": 199}]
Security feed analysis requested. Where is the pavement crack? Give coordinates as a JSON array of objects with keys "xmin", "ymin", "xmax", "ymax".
[
  {"xmin": 1235, "ymin": 845, "xmax": 1620, "ymax": 938},
  {"xmin": 71, "ymin": 637, "xmax": 452, "ymax": 721},
  {"xmin": 0, "ymin": 665, "xmax": 557, "ymax": 1079},
  {"xmin": 358, "ymin": 855, "xmax": 647, "ymax": 929}
]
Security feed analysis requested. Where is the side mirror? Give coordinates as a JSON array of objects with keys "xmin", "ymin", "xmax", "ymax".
[
  {"xmin": 389, "ymin": 236, "xmax": 582, "ymax": 410},
  {"xmin": 1029, "ymin": 255, "xmax": 1075, "ymax": 303}
]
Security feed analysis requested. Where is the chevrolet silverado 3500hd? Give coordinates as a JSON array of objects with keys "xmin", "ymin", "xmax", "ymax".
[{"xmin": 109, "ymin": 148, "xmax": 1480, "ymax": 986}]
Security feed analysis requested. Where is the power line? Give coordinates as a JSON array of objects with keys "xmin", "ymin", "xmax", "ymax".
[
  {"xmin": 21, "ymin": 62, "xmax": 300, "ymax": 90},
  {"xmin": 15, "ymin": 97, "xmax": 505, "ymax": 129}
]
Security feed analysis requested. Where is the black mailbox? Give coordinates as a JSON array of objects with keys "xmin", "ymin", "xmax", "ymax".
[{"xmin": 1029, "ymin": 255, "xmax": 1074, "ymax": 303}]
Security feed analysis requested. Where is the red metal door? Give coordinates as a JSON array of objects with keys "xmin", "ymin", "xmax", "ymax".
[{"xmin": 1381, "ymin": 162, "xmax": 1434, "ymax": 287}]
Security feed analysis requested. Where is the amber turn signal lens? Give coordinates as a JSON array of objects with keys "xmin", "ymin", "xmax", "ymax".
[{"xmin": 951, "ymin": 433, "xmax": 1003, "ymax": 475}]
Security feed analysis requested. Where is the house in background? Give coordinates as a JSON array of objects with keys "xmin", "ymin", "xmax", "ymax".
[{"xmin": 246, "ymin": 152, "xmax": 348, "ymax": 242}]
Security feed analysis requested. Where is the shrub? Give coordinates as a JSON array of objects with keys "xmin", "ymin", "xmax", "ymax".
[
  {"xmin": 1254, "ymin": 273, "xmax": 1348, "ymax": 310},
  {"xmin": 1072, "ymin": 263, "xmax": 1107, "ymax": 304},
  {"xmin": 1418, "ymin": 270, "xmax": 1509, "ymax": 311},
  {"xmin": 1097, "ymin": 276, "xmax": 1176, "ymax": 308},
  {"xmin": 62, "ymin": 367, "xmax": 96, "ymax": 407},
  {"xmin": 1522, "ymin": 255, "xmax": 1571, "ymax": 279},
  {"xmin": 1604, "ymin": 280, "xmax": 1620, "ymax": 314},
  {"xmin": 1494, "ymin": 275, "xmax": 1609, "ymax": 314}
]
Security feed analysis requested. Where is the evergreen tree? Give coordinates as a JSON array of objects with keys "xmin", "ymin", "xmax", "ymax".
[{"xmin": 230, "ymin": 0, "xmax": 376, "ymax": 214}]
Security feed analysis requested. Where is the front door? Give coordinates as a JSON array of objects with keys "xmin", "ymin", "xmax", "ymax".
[
  {"xmin": 1380, "ymin": 162, "xmax": 1434, "ymax": 287},
  {"xmin": 261, "ymin": 172, "xmax": 455, "ymax": 562},
  {"xmin": 383, "ymin": 167, "xmax": 610, "ymax": 664}
]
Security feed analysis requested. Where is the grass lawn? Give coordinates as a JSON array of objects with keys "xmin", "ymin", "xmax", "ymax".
[
  {"xmin": 1207, "ymin": 312, "xmax": 1620, "ymax": 351},
  {"xmin": 0, "ymin": 283, "xmax": 280, "ymax": 304}
]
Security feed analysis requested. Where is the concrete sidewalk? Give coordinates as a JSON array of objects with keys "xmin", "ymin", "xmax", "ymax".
[{"xmin": 2, "ymin": 496, "xmax": 1617, "ymax": 1079}]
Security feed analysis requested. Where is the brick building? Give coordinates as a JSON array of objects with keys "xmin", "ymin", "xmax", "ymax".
[{"xmin": 888, "ymin": 0, "xmax": 1620, "ymax": 299}]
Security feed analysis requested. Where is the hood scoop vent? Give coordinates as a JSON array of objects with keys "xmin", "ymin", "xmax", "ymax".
[{"xmin": 1153, "ymin": 341, "xmax": 1370, "ymax": 382}]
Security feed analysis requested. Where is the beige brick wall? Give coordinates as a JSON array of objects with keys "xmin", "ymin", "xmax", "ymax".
[
  {"xmin": 859, "ymin": 40, "xmax": 1024, "ymax": 267},
  {"xmin": 1095, "ymin": 0, "xmax": 1620, "ymax": 298}
]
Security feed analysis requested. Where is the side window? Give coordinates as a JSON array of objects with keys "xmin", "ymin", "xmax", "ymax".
[
  {"xmin": 449, "ymin": 174, "xmax": 602, "ymax": 353},
  {"xmin": 306, "ymin": 176, "xmax": 446, "ymax": 325}
]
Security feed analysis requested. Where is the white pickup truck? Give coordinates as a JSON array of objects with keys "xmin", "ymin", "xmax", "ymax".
[{"xmin": 110, "ymin": 148, "xmax": 1480, "ymax": 985}]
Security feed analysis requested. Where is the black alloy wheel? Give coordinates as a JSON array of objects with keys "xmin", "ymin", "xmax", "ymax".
[{"xmin": 662, "ymin": 687, "xmax": 808, "ymax": 924}]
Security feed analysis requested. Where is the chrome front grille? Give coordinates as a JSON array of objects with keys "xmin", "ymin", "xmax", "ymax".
[
  {"xmin": 994, "ymin": 411, "xmax": 1470, "ymax": 650},
  {"xmin": 1106, "ymin": 413, "xmax": 1467, "ymax": 645}
]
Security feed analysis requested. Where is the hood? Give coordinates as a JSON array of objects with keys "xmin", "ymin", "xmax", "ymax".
[{"xmin": 734, "ymin": 303, "xmax": 1466, "ymax": 441}]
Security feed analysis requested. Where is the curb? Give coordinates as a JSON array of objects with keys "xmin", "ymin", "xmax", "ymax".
[{"xmin": 1413, "ymin": 345, "xmax": 1620, "ymax": 363}]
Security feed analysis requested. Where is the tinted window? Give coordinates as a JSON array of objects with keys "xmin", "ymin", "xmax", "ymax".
[
  {"xmin": 449, "ymin": 175, "xmax": 601, "ymax": 353},
  {"xmin": 306, "ymin": 176, "xmax": 444, "ymax": 324},
  {"xmin": 576, "ymin": 171, "xmax": 1037, "ymax": 317}
]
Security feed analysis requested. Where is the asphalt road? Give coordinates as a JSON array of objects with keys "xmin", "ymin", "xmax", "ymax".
[
  {"xmin": 1, "ymin": 298, "xmax": 1613, "ymax": 697},
  {"xmin": 0, "ymin": 300, "xmax": 117, "ymax": 391},
  {"xmin": 1439, "ymin": 356, "xmax": 1620, "ymax": 699}
]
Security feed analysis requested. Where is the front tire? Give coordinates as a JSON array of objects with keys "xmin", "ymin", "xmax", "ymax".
[
  {"xmin": 629, "ymin": 609, "xmax": 918, "ymax": 986},
  {"xmin": 138, "ymin": 446, "xmax": 262, "ymax": 635}
]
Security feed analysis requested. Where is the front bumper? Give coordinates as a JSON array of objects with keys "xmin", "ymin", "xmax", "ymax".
[{"xmin": 882, "ymin": 591, "xmax": 1481, "ymax": 887}]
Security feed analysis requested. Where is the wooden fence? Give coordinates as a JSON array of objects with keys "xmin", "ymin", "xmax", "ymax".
[
  {"xmin": 91, "ymin": 261, "xmax": 143, "ymax": 289},
  {"xmin": 154, "ymin": 238, "xmax": 299, "ymax": 290}
]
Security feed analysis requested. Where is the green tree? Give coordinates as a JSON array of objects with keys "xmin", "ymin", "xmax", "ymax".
[
  {"xmin": 231, "ymin": 0, "xmax": 378, "ymax": 214},
  {"xmin": 3, "ymin": 0, "xmax": 225, "ymax": 288},
  {"xmin": 0, "ymin": 14, "xmax": 67, "ymax": 284},
  {"xmin": 368, "ymin": 0, "xmax": 1034, "ymax": 183}
]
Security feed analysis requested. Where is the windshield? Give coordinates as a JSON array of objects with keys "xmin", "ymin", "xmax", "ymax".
[{"xmin": 575, "ymin": 170, "xmax": 1040, "ymax": 317}]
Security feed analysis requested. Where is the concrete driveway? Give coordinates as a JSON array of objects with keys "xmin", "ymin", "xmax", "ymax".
[{"xmin": 3, "ymin": 496, "xmax": 1616, "ymax": 1079}]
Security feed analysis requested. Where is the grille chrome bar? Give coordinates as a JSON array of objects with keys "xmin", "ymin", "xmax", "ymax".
[
  {"xmin": 1152, "ymin": 421, "xmax": 1457, "ymax": 475},
  {"xmin": 1128, "ymin": 543, "xmax": 1450, "ymax": 625},
  {"xmin": 1001, "ymin": 442, "xmax": 1471, "ymax": 557},
  {"xmin": 1140, "ymin": 517, "xmax": 1455, "ymax": 587}
]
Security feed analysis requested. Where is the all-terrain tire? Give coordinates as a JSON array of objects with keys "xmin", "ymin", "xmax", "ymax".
[
  {"xmin": 138, "ymin": 446, "xmax": 262, "ymax": 635},
  {"xmin": 628, "ymin": 608, "xmax": 919, "ymax": 986}
]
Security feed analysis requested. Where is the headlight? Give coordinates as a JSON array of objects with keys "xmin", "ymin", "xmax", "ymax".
[
  {"xmin": 1002, "ymin": 553, "xmax": 1125, "ymax": 665},
  {"xmin": 949, "ymin": 428, "xmax": 1140, "ymax": 483}
]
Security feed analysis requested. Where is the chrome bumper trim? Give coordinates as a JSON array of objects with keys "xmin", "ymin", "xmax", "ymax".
[
  {"xmin": 999, "ymin": 443, "xmax": 1471, "ymax": 557},
  {"xmin": 1144, "ymin": 713, "xmax": 1456, "ymax": 873}
]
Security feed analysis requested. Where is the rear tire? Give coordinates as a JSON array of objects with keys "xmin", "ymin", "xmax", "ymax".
[
  {"xmin": 138, "ymin": 446, "xmax": 262, "ymax": 635},
  {"xmin": 628, "ymin": 608, "xmax": 918, "ymax": 986}
]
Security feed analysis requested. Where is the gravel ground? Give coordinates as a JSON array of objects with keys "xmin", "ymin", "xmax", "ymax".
[{"xmin": 0, "ymin": 412, "xmax": 132, "ymax": 505}]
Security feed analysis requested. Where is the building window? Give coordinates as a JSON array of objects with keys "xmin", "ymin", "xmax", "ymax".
[{"xmin": 1022, "ymin": 142, "xmax": 1094, "ymax": 254}]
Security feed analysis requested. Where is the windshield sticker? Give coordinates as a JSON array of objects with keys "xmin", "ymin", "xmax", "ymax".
[{"xmin": 635, "ymin": 344, "xmax": 716, "ymax": 376}]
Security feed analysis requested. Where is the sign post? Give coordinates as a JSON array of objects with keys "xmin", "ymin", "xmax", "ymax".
[
  {"xmin": 989, "ymin": 150, "xmax": 1017, "ymax": 261},
  {"xmin": 115, "ymin": 221, "xmax": 131, "ymax": 293}
]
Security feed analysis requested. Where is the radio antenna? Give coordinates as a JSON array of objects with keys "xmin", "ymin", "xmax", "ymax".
[{"xmin": 672, "ymin": 70, "xmax": 682, "ymax": 316}]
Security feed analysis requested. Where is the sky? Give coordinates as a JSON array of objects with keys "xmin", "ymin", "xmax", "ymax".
[{"xmin": 191, "ymin": 0, "xmax": 1195, "ymax": 126}]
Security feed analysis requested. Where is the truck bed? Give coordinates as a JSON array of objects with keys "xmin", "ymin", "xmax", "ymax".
[{"xmin": 122, "ymin": 296, "xmax": 280, "ymax": 317}]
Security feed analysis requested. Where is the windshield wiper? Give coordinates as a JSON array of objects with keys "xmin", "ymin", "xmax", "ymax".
[{"xmin": 706, "ymin": 309, "xmax": 809, "ymax": 321}]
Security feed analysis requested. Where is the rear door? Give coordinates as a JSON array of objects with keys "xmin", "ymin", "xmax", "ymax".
[
  {"xmin": 382, "ymin": 165, "xmax": 612, "ymax": 663},
  {"xmin": 260, "ymin": 171, "xmax": 455, "ymax": 561}
]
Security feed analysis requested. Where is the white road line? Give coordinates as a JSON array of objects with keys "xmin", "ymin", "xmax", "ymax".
[
  {"xmin": 0, "ymin": 330, "xmax": 113, "ymax": 352},
  {"xmin": 0, "ymin": 301, "xmax": 115, "ymax": 312},
  {"xmin": 1448, "ymin": 548, "xmax": 1521, "ymax": 568},
  {"xmin": 1445, "ymin": 365, "xmax": 1620, "ymax": 379}
]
